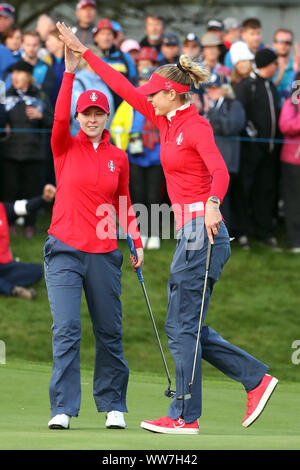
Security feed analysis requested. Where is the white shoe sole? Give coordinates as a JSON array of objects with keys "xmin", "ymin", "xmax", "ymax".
[
  {"xmin": 106, "ymin": 424, "xmax": 126, "ymax": 429},
  {"xmin": 141, "ymin": 421, "xmax": 199, "ymax": 434},
  {"xmin": 48, "ymin": 423, "xmax": 70, "ymax": 430},
  {"xmin": 242, "ymin": 377, "xmax": 278, "ymax": 428}
]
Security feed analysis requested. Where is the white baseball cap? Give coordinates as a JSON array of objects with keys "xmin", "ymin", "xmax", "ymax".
[{"xmin": 230, "ymin": 40, "xmax": 254, "ymax": 65}]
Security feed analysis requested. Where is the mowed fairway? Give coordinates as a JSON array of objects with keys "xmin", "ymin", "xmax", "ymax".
[{"xmin": 0, "ymin": 360, "xmax": 299, "ymax": 451}]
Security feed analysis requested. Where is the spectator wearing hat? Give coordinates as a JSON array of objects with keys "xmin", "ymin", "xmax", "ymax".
[
  {"xmin": 203, "ymin": 73, "xmax": 246, "ymax": 233},
  {"xmin": 136, "ymin": 47, "xmax": 159, "ymax": 75},
  {"xmin": 70, "ymin": 45, "xmax": 115, "ymax": 136},
  {"xmin": 120, "ymin": 39, "xmax": 141, "ymax": 65},
  {"xmin": 139, "ymin": 13, "xmax": 164, "ymax": 62},
  {"xmin": 112, "ymin": 21, "xmax": 124, "ymax": 48},
  {"xmin": 201, "ymin": 32, "xmax": 231, "ymax": 77},
  {"xmin": 225, "ymin": 18, "xmax": 264, "ymax": 71},
  {"xmin": 0, "ymin": 3, "xmax": 15, "ymax": 43},
  {"xmin": 94, "ymin": 18, "xmax": 137, "ymax": 108},
  {"xmin": 223, "ymin": 17, "xmax": 241, "ymax": 50},
  {"xmin": 160, "ymin": 32, "xmax": 181, "ymax": 65},
  {"xmin": 182, "ymin": 33, "xmax": 201, "ymax": 60},
  {"xmin": 233, "ymin": 48, "xmax": 281, "ymax": 250},
  {"xmin": 206, "ymin": 19, "xmax": 227, "ymax": 64},
  {"xmin": 72, "ymin": 0, "xmax": 97, "ymax": 46},
  {"xmin": 110, "ymin": 66, "xmax": 162, "ymax": 249},
  {"xmin": 230, "ymin": 40, "xmax": 254, "ymax": 88},
  {"xmin": 2, "ymin": 59, "xmax": 54, "ymax": 238}
]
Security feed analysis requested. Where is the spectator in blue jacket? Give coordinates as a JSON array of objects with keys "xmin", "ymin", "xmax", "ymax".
[
  {"xmin": 3, "ymin": 24, "xmax": 22, "ymax": 62},
  {"xmin": 225, "ymin": 18, "xmax": 264, "ymax": 71},
  {"xmin": 0, "ymin": 43, "xmax": 15, "ymax": 79},
  {"xmin": 70, "ymin": 45, "xmax": 115, "ymax": 136},
  {"xmin": 93, "ymin": 18, "xmax": 137, "ymax": 109},
  {"xmin": 272, "ymin": 29, "xmax": 295, "ymax": 108},
  {"xmin": 45, "ymin": 29, "xmax": 65, "ymax": 108}
]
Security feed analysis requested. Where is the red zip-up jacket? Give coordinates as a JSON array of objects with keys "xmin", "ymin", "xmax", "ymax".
[
  {"xmin": 83, "ymin": 49, "xmax": 230, "ymax": 229},
  {"xmin": 48, "ymin": 72, "xmax": 142, "ymax": 252}
]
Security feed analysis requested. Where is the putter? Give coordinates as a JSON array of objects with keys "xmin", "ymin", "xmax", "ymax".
[
  {"xmin": 178, "ymin": 238, "xmax": 214, "ymax": 400},
  {"xmin": 126, "ymin": 234, "xmax": 176, "ymax": 399}
]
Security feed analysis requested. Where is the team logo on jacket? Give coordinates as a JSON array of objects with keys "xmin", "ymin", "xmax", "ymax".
[
  {"xmin": 176, "ymin": 132, "xmax": 183, "ymax": 146},
  {"xmin": 108, "ymin": 160, "xmax": 116, "ymax": 172},
  {"xmin": 90, "ymin": 92, "xmax": 99, "ymax": 102}
]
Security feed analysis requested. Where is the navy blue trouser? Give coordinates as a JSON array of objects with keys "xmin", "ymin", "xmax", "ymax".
[
  {"xmin": 165, "ymin": 218, "xmax": 268, "ymax": 423},
  {"xmin": 44, "ymin": 235, "xmax": 129, "ymax": 417},
  {"xmin": 0, "ymin": 261, "xmax": 43, "ymax": 295}
]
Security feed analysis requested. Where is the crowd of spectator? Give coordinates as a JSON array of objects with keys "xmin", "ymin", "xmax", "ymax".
[{"xmin": 1, "ymin": 0, "xmax": 300, "ymax": 264}]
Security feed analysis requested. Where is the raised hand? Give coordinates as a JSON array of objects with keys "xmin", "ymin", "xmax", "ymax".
[
  {"xmin": 56, "ymin": 22, "xmax": 87, "ymax": 55},
  {"xmin": 64, "ymin": 45, "xmax": 82, "ymax": 73}
]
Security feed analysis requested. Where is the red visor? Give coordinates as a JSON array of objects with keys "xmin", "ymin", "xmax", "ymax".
[{"xmin": 137, "ymin": 72, "xmax": 190, "ymax": 95}]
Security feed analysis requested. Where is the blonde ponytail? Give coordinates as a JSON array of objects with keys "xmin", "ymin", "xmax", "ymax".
[
  {"xmin": 155, "ymin": 54, "xmax": 211, "ymax": 90},
  {"xmin": 178, "ymin": 55, "xmax": 211, "ymax": 88}
]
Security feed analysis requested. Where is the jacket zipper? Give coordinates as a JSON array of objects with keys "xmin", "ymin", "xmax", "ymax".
[{"xmin": 265, "ymin": 80, "xmax": 276, "ymax": 153}]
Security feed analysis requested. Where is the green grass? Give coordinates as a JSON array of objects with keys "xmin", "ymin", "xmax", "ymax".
[
  {"xmin": 0, "ymin": 360, "xmax": 299, "ymax": 450},
  {"xmin": 1, "ymin": 209, "xmax": 300, "ymax": 383},
  {"xmin": 1, "ymin": 211, "xmax": 300, "ymax": 450}
]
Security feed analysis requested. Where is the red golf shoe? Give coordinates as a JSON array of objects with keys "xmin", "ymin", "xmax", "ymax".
[
  {"xmin": 141, "ymin": 416, "xmax": 199, "ymax": 434},
  {"xmin": 242, "ymin": 374, "xmax": 278, "ymax": 428}
]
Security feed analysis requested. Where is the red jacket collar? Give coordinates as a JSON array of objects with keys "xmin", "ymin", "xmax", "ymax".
[{"xmin": 76, "ymin": 128, "xmax": 111, "ymax": 147}]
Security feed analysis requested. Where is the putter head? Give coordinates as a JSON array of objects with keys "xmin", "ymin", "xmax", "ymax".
[{"xmin": 164, "ymin": 389, "xmax": 176, "ymax": 399}]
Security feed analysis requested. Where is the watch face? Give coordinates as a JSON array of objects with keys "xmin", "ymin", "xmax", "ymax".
[{"xmin": 209, "ymin": 197, "xmax": 220, "ymax": 204}]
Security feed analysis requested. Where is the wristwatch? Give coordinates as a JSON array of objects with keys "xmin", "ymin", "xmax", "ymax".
[{"xmin": 207, "ymin": 196, "xmax": 220, "ymax": 206}]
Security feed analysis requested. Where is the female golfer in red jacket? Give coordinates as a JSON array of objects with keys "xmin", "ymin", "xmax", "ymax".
[
  {"xmin": 57, "ymin": 23, "xmax": 278, "ymax": 434},
  {"xmin": 45, "ymin": 45, "xmax": 143, "ymax": 431}
]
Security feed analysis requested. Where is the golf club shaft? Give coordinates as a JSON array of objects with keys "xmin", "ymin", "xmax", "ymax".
[
  {"xmin": 188, "ymin": 240, "xmax": 213, "ymax": 394},
  {"xmin": 139, "ymin": 281, "xmax": 172, "ymax": 387},
  {"xmin": 126, "ymin": 234, "xmax": 173, "ymax": 390}
]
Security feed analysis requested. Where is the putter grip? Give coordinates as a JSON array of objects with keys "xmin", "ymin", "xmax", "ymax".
[{"xmin": 126, "ymin": 234, "xmax": 144, "ymax": 283}]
